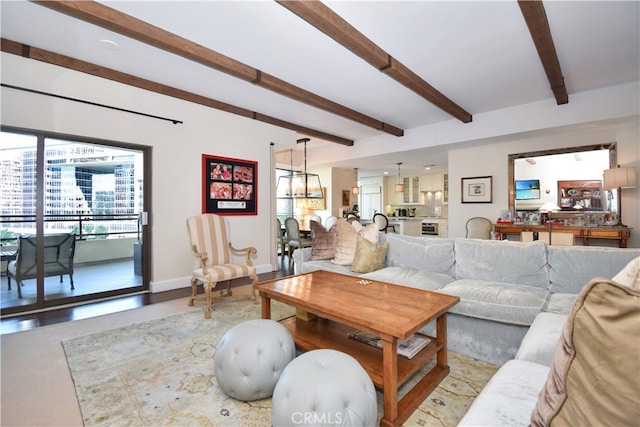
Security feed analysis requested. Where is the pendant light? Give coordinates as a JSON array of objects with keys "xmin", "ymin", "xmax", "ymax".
[
  {"xmin": 352, "ymin": 168, "xmax": 360, "ymax": 195},
  {"xmin": 276, "ymin": 148, "xmax": 295, "ymax": 198},
  {"xmin": 277, "ymin": 138, "xmax": 323, "ymax": 199},
  {"xmin": 395, "ymin": 162, "xmax": 404, "ymax": 192}
]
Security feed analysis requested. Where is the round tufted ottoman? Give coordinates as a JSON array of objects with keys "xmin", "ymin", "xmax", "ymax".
[
  {"xmin": 214, "ymin": 319, "xmax": 295, "ymax": 401},
  {"xmin": 272, "ymin": 349, "xmax": 377, "ymax": 426}
]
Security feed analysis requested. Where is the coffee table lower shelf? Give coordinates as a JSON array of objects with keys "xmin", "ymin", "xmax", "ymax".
[{"xmin": 279, "ymin": 315, "xmax": 450, "ymax": 426}]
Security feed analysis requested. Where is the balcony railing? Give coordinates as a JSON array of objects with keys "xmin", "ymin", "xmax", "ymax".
[{"xmin": 1, "ymin": 213, "xmax": 141, "ymax": 241}]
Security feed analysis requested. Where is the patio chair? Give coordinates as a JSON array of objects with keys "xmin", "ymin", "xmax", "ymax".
[
  {"xmin": 186, "ymin": 214, "xmax": 258, "ymax": 319},
  {"xmin": 7, "ymin": 233, "xmax": 76, "ymax": 298}
]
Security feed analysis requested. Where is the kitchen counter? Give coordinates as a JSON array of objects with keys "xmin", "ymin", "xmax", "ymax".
[{"xmin": 387, "ymin": 217, "xmax": 422, "ymax": 236}]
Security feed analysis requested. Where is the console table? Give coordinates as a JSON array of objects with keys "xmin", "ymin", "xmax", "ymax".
[{"xmin": 494, "ymin": 224, "xmax": 631, "ymax": 248}]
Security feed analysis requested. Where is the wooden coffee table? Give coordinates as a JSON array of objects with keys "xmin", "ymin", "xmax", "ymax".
[{"xmin": 254, "ymin": 270, "xmax": 459, "ymax": 427}]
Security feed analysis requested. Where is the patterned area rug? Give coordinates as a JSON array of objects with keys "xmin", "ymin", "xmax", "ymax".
[{"xmin": 62, "ymin": 298, "xmax": 498, "ymax": 426}]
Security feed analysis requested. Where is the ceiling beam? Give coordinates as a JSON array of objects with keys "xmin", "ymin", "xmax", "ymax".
[
  {"xmin": 31, "ymin": 0, "xmax": 403, "ymax": 138},
  {"xmin": 518, "ymin": 0, "xmax": 569, "ymax": 105},
  {"xmin": 1, "ymin": 38, "xmax": 354, "ymax": 146},
  {"xmin": 277, "ymin": 0, "xmax": 473, "ymax": 123}
]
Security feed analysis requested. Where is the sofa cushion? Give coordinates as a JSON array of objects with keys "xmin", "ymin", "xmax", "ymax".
[
  {"xmin": 454, "ymin": 239, "xmax": 549, "ymax": 288},
  {"xmin": 382, "ymin": 234, "xmax": 455, "ymax": 277},
  {"xmin": 516, "ymin": 312, "xmax": 566, "ymax": 367},
  {"xmin": 530, "ymin": 278, "xmax": 640, "ymax": 426},
  {"xmin": 309, "ymin": 220, "xmax": 337, "ymax": 261},
  {"xmin": 440, "ymin": 279, "xmax": 548, "ymax": 326},
  {"xmin": 361, "ymin": 267, "xmax": 454, "ymax": 291},
  {"xmin": 612, "ymin": 255, "xmax": 640, "ymax": 289},
  {"xmin": 299, "ymin": 260, "xmax": 359, "ymax": 276},
  {"xmin": 459, "ymin": 359, "xmax": 550, "ymax": 427},
  {"xmin": 544, "ymin": 293, "xmax": 576, "ymax": 315},
  {"xmin": 350, "ymin": 235, "xmax": 389, "ymax": 274},
  {"xmin": 547, "ymin": 246, "xmax": 640, "ymax": 294}
]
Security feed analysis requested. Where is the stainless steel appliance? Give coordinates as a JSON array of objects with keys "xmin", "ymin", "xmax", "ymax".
[{"xmin": 422, "ymin": 221, "xmax": 439, "ymax": 235}]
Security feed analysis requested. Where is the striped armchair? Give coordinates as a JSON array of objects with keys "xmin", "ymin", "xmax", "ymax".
[{"xmin": 186, "ymin": 214, "xmax": 258, "ymax": 318}]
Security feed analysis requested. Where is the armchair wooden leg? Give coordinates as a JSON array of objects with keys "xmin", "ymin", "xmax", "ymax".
[
  {"xmin": 225, "ymin": 280, "xmax": 232, "ymax": 297},
  {"xmin": 188, "ymin": 278, "xmax": 198, "ymax": 306},
  {"xmin": 204, "ymin": 282, "xmax": 214, "ymax": 319},
  {"xmin": 250, "ymin": 273, "xmax": 259, "ymax": 303}
]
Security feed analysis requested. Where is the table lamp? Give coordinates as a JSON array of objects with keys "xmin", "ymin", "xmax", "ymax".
[
  {"xmin": 538, "ymin": 202, "xmax": 560, "ymax": 224},
  {"xmin": 603, "ymin": 165, "xmax": 637, "ymax": 227}
]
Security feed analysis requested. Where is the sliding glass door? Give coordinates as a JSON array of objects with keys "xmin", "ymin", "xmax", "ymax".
[{"xmin": 1, "ymin": 129, "xmax": 150, "ymax": 315}]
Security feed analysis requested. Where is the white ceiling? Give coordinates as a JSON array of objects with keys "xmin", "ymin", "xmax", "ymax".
[{"xmin": 1, "ymin": 1, "xmax": 638, "ymax": 177}]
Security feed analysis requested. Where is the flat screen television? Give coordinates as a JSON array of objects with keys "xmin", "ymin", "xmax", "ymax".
[{"xmin": 515, "ymin": 179, "xmax": 541, "ymax": 200}]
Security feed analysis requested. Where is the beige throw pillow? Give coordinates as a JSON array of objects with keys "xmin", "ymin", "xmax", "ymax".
[
  {"xmin": 309, "ymin": 220, "xmax": 337, "ymax": 260},
  {"xmin": 530, "ymin": 278, "xmax": 640, "ymax": 427},
  {"xmin": 612, "ymin": 256, "xmax": 640, "ymax": 289},
  {"xmin": 351, "ymin": 234, "xmax": 390, "ymax": 273},
  {"xmin": 332, "ymin": 219, "xmax": 379, "ymax": 265}
]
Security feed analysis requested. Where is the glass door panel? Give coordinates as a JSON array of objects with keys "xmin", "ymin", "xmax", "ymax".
[
  {"xmin": 1, "ymin": 130, "xmax": 148, "ymax": 314},
  {"xmin": 1, "ymin": 132, "xmax": 39, "ymax": 309}
]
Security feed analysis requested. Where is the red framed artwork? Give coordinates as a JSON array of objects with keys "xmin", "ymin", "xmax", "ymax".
[{"xmin": 202, "ymin": 154, "xmax": 257, "ymax": 215}]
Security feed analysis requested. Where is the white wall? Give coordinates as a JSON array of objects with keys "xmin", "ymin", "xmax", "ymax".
[
  {"xmin": 448, "ymin": 124, "xmax": 640, "ymax": 247},
  {"xmin": 1, "ymin": 53, "xmax": 295, "ymax": 291}
]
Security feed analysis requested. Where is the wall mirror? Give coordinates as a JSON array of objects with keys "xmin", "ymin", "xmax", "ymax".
[{"xmin": 508, "ymin": 143, "xmax": 617, "ymax": 213}]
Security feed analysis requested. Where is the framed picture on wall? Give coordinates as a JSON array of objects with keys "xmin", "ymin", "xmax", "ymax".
[
  {"xmin": 342, "ymin": 190, "xmax": 350, "ymax": 206},
  {"xmin": 461, "ymin": 176, "xmax": 493, "ymax": 203},
  {"xmin": 202, "ymin": 154, "xmax": 257, "ymax": 215}
]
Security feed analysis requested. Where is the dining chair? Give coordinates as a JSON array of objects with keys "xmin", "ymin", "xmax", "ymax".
[
  {"xmin": 276, "ymin": 217, "xmax": 288, "ymax": 260},
  {"xmin": 373, "ymin": 213, "xmax": 395, "ymax": 233},
  {"xmin": 465, "ymin": 217, "xmax": 493, "ymax": 239},
  {"xmin": 325, "ymin": 216, "xmax": 338, "ymax": 229},
  {"xmin": 284, "ymin": 217, "xmax": 312, "ymax": 263},
  {"xmin": 310, "ymin": 215, "xmax": 322, "ymax": 224},
  {"xmin": 186, "ymin": 213, "xmax": 258, "ymax": 319}
]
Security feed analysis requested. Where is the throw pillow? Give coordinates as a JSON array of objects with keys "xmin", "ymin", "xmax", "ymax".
[
  {"xmin": 612, "ymin": 255, "xmax": 640, "ymax": 289},
  {"xmin": 332, "ymin": 219, "xmax": 359, "ymax": 265},
  {"xmin": 309, "ymin": 220, "xmax": 337, "ymax": 260},
  {"xmin": 351, "ymin": 234, "xmax": 390, "ymax": 273},
  {"xmin": 530, "ymin": 278, "xmax": 640, "ymax": 427},
  {"xmin": 332, "ymin": 220, "xmax": 379, "ymax": 265}
]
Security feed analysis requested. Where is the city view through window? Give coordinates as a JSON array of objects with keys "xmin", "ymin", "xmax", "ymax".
[{"xmin": 1, "ymin": 130, "xmax": 146, "ymax": 313}]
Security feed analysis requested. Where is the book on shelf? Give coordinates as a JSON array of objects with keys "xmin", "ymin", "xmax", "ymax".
[{"xmin": 347, "ymin": 330, "xmax": 430, "ymax": 359}]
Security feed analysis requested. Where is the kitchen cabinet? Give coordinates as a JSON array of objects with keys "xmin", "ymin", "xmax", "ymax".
[
  {"xmin": 385, "ymin": 176, "xmax": 421, "ymax": 205},
  {"xmin": 419, "ymin": 173, "xmax": 444, "ymax": 192},
  {"xmin": 402, "ymin": 176, "xmax": 421, "ymax": 204},
  {"xmin": 443, "ymin": 173, "xmax": 449, "ymax": 204}
]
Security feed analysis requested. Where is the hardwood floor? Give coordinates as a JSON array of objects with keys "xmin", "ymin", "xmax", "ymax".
[{"xmin": 0, "ymin": 255, "xmax": 295, "ymax": 335}]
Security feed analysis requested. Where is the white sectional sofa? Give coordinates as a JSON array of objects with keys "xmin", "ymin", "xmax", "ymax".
[
  {"xmin": 293, "ymin": 233, "xmax": 640, "ymax": 365},
  {"xmin": 294, "ymin": 231, "xmax": 640, "ymax": 425}
]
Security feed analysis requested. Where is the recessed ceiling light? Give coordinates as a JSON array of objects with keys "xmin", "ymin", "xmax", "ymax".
[{"xmin": 99, "ymin": 39, "xmax": 120, "ymax": 51}]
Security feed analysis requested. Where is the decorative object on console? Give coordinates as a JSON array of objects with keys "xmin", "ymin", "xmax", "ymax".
[
  {"xmin": 461, "ymin": 176, "xmax": 493, "ymax": 203},
  {"xmin": 395, "ymin": 162, "xmax": 404, "ymax": 192},
  {"xmin": 603, "ymin": 165, "xmax": 637, "ymax": 227},
  {"xmin": 538, "ymin": 202, "xmax": 560, "ymax": 224}
]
